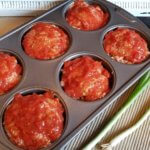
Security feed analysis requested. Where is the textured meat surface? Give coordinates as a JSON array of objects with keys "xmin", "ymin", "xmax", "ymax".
[
  {"xmin": 61, "ymin": 56, "xmax": 111, "ymax": 101},
  {"xmin": 4, "ymin": 91, "xmax": 64, "ymax": 150},
  {"xmin": 0, "ymin": 52, "xmax": 22, "ymax": 95},
  {"xmin": 66, "ymin": 0, "xmax": 109, "ymax": 31},
  {"xmin": 104, "ymin": 28, "xmax": 150, "ymax": 64},
  {"xmin": 22, "ymin": 22, "xmax": 70, "ymax": 60}
]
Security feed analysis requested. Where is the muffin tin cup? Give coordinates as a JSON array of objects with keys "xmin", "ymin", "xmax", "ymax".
[
  {"xmin": 56, "ymin": 52, "xmax": 116, "ymax": 102},
  {"xmin": 101, "ymin": 24, "xmax": 150, "ymax": 65},
  {"xmin": 0, "ymin": 49, "xmax": 25, "ymax": 98},
  {"xmin": 63, "ymin": 0, "xmax": 111, "ymax": 31},
  {"xmin": 0, "ymin": 0, "xmax": 149, "ymax": 149},
  {"xmin": 20, "ymin": 21, "xmax": 73, "ymax": 61},
  {"xmin": 0, "ymin": 87, "xmax": 69, "ymax": 150}
]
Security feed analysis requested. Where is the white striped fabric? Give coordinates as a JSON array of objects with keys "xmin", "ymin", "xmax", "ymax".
[
  {"xmin": 64, "ymin": 85, "xmax": 150, "ymax": 150},
  {"xmin": 0, "ymin": 0, "xmax": 62, "ymax": 16},
  {"xmin": 107, "ymin": 0, "xmax": 150, "ymax": 17}
]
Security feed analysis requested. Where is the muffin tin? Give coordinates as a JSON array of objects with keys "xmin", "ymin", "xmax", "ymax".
[{"xmin": 0, "ymin": 0, "xmax": 149, "ymax": 149}]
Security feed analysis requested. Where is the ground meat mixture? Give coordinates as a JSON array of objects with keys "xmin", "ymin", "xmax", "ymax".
[
  {"xmin": 0, "ymin": 52, "xmax": 22, "ymax": 95},
  {"xmin": 61, "ymin": 56, "xmax": 111, "ymax": 101},
  {"xmin": 22, "ymin": 22, "xmax": 70, "ymax": 60},
  {"xmin": 4, "ymin": 91, "xmax": 64, "ymax": 150},
  {"xmin": 66, "ymin": 0, "xmax": 109, "ymax": 31},
  {"xmin": 103, "ymin": 28, "xmax": 150, "ymax": 64}
]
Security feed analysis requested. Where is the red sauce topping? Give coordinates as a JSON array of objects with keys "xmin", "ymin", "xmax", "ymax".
[
  {"xmin": 66, "ymin": 0, "xmax": 109, "ymax": 31},
  {"xmin": 4, "ymin": 91, "xmax": 64, "ymax": 150},
  {"xmin": 104, "ymin": 28, "xmax": 150, "ymax": 64},
  {"xmin": 22, "ymin": 22, "xmax": 70, "ymax": 60},
  {"xmin": 0, "ymin": 52, "xmax": 22, "ymax": 95},
  {"xmin": 61, "ymin": 56, "xmax": 111, "ymax": 101}
]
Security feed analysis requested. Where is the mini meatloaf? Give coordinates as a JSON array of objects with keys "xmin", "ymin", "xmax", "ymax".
[
  {"xmin": 22, "ymin": 22, "xmax": 70, "ymax": 60},
  {"xmin": 4, "ymin": 91, "xmax": 64, "ymax": 150},
  {"xmin": 0, "ymin": 52, "xmax": 22, "ymax": 95},
  {"xmin": 61, "ymin": 56, "xmax": 111, "ymax": 101},
  {"xmin": 103, "ymin": 28, "xmax": 150, "ymax": 64},
  {"xmin": 66, "ymin": 0, "xmax": 109, "ymax": 31}
]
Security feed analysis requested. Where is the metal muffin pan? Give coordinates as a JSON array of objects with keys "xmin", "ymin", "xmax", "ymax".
[{"xmin": 0, "ymin": 0, "xmax": 149, "ymax": 149}]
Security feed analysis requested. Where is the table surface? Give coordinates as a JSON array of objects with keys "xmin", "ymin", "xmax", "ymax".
[{"xmin": 0, "ymin": 16, "xmax": 149, "ymax": 150}]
